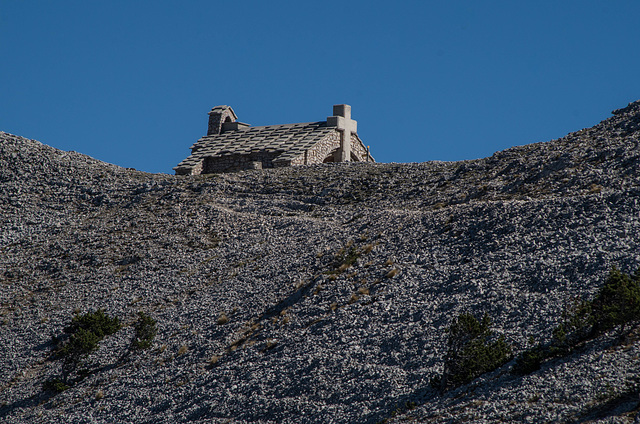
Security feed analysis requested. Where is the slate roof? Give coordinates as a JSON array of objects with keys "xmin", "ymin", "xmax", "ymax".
[{"xmin": 175, "ymin": 121, "xmax": 337, "ymax": 170}]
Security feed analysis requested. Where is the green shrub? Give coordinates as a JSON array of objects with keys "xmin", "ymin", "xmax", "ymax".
[
  {"xmin": 132, "ymin": 312, "xmax": 157, "ymax": 350},
  {"xmin": 514, "ymin": 266, "xmax": 640, "ymax": 375},
  {"xmin": 340, "ymin": 247, "xmax": 360, "ymax": 268},
  {"xmin": 591, "ymin": 267, "xmax": 640, "ymax": 334},
  {"xmin": 64, "ymin": 309, "xmax": 121, "ymax": 341},
  {"xmin": 59, "ymin": 309, "xmax": 121, "ymax": 362},
  {"xmin": 550, "ymin": 298, "xmax": 593, "ymax": 356},
  {"xmin": 60, "ymin": 328, "xmax": 101, "ymax": 361},
  {"xmin": 47, "ymin": 309, "xmax": 121, "ymax": 391},
  {"xmin": 325, "ymin": 246, "xmax": 361, "ymax": 275},
  {"xmin": 513, "ymin": 346, "xmax": 544, "ymax": 375},
  {"xmin": 43, "ymin": 378, "xmax": 69, "ymax": 393},
  {"xmin": 440, "ymin": 313, "xmax": 512, "ymax": 390}
]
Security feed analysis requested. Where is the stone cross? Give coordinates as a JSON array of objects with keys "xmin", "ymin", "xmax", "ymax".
[{"xmin": 327, "ymin": 104, "xmax": 357, "ymax": 162}]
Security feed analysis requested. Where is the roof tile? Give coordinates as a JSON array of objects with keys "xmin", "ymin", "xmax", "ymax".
[{"xmin": 178, "ymin": 121, "xmax": 332, "ymax": 167}]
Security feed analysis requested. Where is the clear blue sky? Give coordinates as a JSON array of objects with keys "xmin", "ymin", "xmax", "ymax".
[{"xmin": 2, "ymin": 1, "xmax": 640, "ymax": 174}]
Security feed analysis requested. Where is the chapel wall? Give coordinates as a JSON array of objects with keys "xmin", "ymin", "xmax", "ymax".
[
  {"xmin": 298, "ymin": 132, "xmax": 341, "ymax": 164},
  {"xmin": 350, "ymin": 135, "xmax": 370, "ymax": 162},
  {"xmin": 202, "ymin": 152, "xmax": 281, "ymax": 174}
]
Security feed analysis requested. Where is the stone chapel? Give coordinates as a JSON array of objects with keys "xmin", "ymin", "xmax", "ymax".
[{"xmin": 173, "ymin": 104, "xmax": 373, "ymax": 175}]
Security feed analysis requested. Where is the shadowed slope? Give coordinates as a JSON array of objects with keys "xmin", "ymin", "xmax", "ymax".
[{"xmin": 0, "ymin": 101, "xmax": 639, "ymax": 423}]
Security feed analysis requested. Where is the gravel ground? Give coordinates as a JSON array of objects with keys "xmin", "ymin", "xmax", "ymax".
[{"xmin": 1, "ymin": 101, "xmax": 640, "ymax": 423}]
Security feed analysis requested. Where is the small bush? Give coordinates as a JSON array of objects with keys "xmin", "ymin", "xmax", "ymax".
[
  {"xmin": 341, "ymin": 247, "xmax": 360, "ymax": 267},
  {"xmin": 326, "ymin": 246, "xmax": 361, "ymax": 275},
  {"xmin": 591, "ymin": 267, "xmax": 640, "ymax": 334},
  {"xmin": 47, "ymin": 309, "xmax": 121, "ymax": 391},
  {"xmin": 550, "ymin": 298, "xmax": 593, "ymax": 356},
  {"xmin": 59, "ymin": 309, "xmax": 121, "ymax": 363},
  {"xmin": 514, "ymin": 266, "xmax": 640, "ymax": 375},
  {"xmin": 217, "ymin": 313, "xmax": 229, "ymax": 325},
  {"xmin": 132, "ymin": 312, "xmax": 157, "ymax": 350},
  {"xmin": 440, "ymin": 313, "xmax": 512, "ymax": 390},
  {"xmin": 43, "ymin": 378, "xmax": 69, "ymax": 393},
  {"xmin": 60, "ymin": 328, "xmax": 101, "ymax": 361},
  {"xmin": 385, "ymin": 268, "xmax": 399, "ymax": 278},
  {"xmin": 513, "ymin": 346, "xmax": 544, "ymax": 375}
]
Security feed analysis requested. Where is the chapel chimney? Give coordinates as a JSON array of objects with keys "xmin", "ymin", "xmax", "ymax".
[{"xmin": 207, "ymin": 105, "xmax": 238, "ymax": 136}]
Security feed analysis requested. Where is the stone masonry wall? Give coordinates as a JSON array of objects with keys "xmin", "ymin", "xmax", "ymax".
[
  {"xmin": 288, "ymin": 132, "xmax": 372, "ymax": 166},
  {"xmin": 202, "ymin": 152, "xmax": 280, "ymax": 174},
  {"xmin": 350, "ymin": 134, "xmax": 372, "ymax": 162},
  {"xmin": 207, "ymin": 107, "xmax": 236, "ymax": 136},
  {"xmin": 290, "ymin": 132, "xmax": 341, "ymax": 165}
]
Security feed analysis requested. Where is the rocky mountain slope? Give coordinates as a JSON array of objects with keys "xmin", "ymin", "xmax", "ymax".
[{"xmin": 1, "ymin": 101, "xmax": 640, "ymax": 423}]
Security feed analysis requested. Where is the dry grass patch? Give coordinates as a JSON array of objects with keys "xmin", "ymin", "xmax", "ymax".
[
  {"xmin": 217, "ymin": 313, "xmax": 229, "ymax": 325},
  {"xmin": 386, "ymin": 268, "xmax": 399, "ymax": 278}
]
